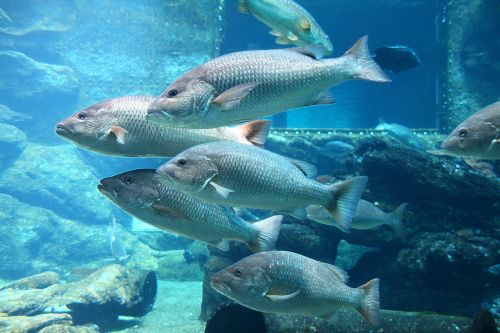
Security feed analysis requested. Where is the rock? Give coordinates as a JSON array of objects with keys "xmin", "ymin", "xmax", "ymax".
[
  {"xmin": 0, "ymin": 271, "xmax": 59, "ymax": 291},
  {"xmin": 0, "ymin": 143, "xmax": 113, "ymax": 225},
  {"xmin": 0, "ymin": 265, "xmax": 157, "ymax": 324},
  {"xmin": 39, "ymin": 324, "xmax": 101, "ymax": 333},
  {"xmin": 0, "ymin": 122, "xmax": 27, "ymax": 171},
  {"xmin": 0, "ymin": 51, "xmax": 79, "ymax": 106},
  {"xmin": 0, "ymin": 313, "xmax": 72, "ymax": 333},
  {"xmin": 0, "ymin": 193, "xmax": 162, "ymax": 278},
  {"xmin": 334, "ymin": 240, "xmax": 378, "ymax": 270},
  {"xmin": 0, "ymin": 104, "xmax": 32, "ymax": 123},
  {"xmin": 156, "ymin": 250, "xmax": 204, "ymax": 281}
]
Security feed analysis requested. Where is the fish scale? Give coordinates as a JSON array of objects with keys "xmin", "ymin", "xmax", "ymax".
[
  {"xmin": 99, "ymin": 170, "xmax": 282, "ymax": 252},
  {"xmin": 148, "ymin": 37, "xmax": 389, "ymax": 128}
]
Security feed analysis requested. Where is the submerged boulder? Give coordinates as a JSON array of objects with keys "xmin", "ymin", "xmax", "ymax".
[
  {"xmin": 0, "ymin": 51, "xmax": 79, "ymax": 106},
  {"xmin": 0, "ymin": 143, "xmax": 113, "ymax": 225},
  {"xmin": 0, "ymin": 122, "xmax": 27, "ymax": 171}
]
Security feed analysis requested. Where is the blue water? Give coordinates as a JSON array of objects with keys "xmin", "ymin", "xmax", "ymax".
[{"xmin": 0, "ymin": 1, "xmax": 498, "ymax": 332}]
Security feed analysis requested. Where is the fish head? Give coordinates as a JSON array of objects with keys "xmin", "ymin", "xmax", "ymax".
[
  {"xmin": 147, "ymin": 79, "xmax": 213, "ymax": 127},
  {"xmin": 55, "ymin": 100, "xmax": 117, "ymax": 146},
  {"xmin": 211, "ymin": 253, "xmax": 271, "ymax": 305},
  {"xmin": 441, "ymin": 121, "xmax": 488, "ymax": 158},
  {"xmin": 98, "ymin": 169, "xmax": 159, "ymax": 208},
  {"xmin": 156, "ymin": 150, "xmax": 218, "ymax": 194}
]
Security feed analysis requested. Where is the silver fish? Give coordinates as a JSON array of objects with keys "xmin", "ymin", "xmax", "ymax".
[
  {"xmin": 147, "ymin": 36, "xmax": 389, "ymax": 128},
  {"xmin": 306, "ymin": 200, "xmax": 407, "ymax": 240},
  {"xmin": 211, "ymin": 250, "xmax": 380, "ymax": 325},
  {"xmin": 98, "ymin": 169, "xmax": 282, "ymax": 252},
  {"xmin": 375, "ymin": 118, "xmax": 425, "ymax": 150},
  {"xmin": 238, "ymin": 0, "xmax": 333, "ymax": 56},
  {"xmin": 318, "ymin": 140, "xmax": 354, "ymax": 158},
  {"xmin": 156, "ymin": 141, "xmax": 368, "ymax": 231},
  {"xmin": 429, "ymin": 101, "xmax": 500, "ymax": 160},
  {"xmin": 55, "ymin": 96, "xmax": 271, "ymax": 157},
  {"xmin": 110, "ymin": 215, "xmax": 130, "ymax": 264}
]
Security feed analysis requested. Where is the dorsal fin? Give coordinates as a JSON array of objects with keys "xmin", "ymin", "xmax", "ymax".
[
  {"xmin": 322, "ymin": 263, "xmax": 349, "ymax": 283},
  {"xmin": 287, "ymin": 158, "xmax": 317, "ymax": 178}
]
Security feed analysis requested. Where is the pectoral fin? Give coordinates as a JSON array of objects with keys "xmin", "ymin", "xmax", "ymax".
[
  {"xmin": 210, "ymin": 239, "xmax": 230, "ymax": 251},
  {"xmin": 287, "ymin": 31, "xmax": 299, "ymax": 41},
  {"xmin": 269, "ymin": 30, "xmax": 281, "ymax": 37},
  {"xmin": 266, "ymin": 289, "xmax": 301, "ymax": 303},
  {"xmin": 299, "ymin": 17, "xmax": 312, "ymax": 31},
  {"xmin": 153, "ymin": 203, "xmax": 188, "ymax": 219},
  {"xmin": 109, "ymin": 126, "xmax": 127, "ymax": 144},
  {"xmin": 276, "ymin": 36, "xmax": 291, "ymax": 45},
  {"xmin": 213, "ymin": 83, "xmax": 259, "ymax": 111},
  {"xmin": 210, "ymin": 181, "xmax": 234, "ymax": 198}
]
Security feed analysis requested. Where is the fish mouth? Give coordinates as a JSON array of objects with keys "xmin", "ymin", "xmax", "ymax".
[
  {"xmin": 55, "ymin": 123, "xmax": 71, "ymax": 136},
  {"xmin": 97, "ymin": 181, "xmax": 117, "ymax": 200},
  {"xmin": 210, "ymin": 279, "xmax": 231, "ymax": 295}
]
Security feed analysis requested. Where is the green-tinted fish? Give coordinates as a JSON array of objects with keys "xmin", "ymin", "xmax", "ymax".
[
  {"xmin": 211, "ymin": 250, "xmax": 380, "ymax": 325},
  {"xmin": 429, "ymin": 101, "xmax": 500, "ymax": 160},
  {"xmin": 156, "ymin": 141, "xmax": 368, "ymax": 230},
  {"xmin": 238, "ymin": 0, "xmax": 333, "ymax": 56},
  {"xmin": 146, "ymin": 36, "xmax": 389, "ymax": 129},
  {"xmin": 98, "ymin": 169, "xmax": 282, "ymax": 252},
  {"xmin": 56, "ymin": 96, "xmax": 271, "ymax": 157},
  {"xmin": 307, "ymin": 200, "xmax": 407, "ymax": 240}
]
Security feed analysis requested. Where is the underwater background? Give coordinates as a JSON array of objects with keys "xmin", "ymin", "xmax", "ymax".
[{"xmin": 0, "ymin": 0, "xmax": 499, "ymax": 332}]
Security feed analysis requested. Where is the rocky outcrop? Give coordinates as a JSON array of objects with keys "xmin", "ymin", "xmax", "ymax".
[
  {"xmin": 0, "ymin": 51, "xmax": 79, "ymax": 106},
  {"xmin": 0, "ymin": 123, "xmax": 26, "ymax": 171},
  {"xmin": 0, "ymin": 271, "xmax": 59, "ymax": 291},
  {"xmin": 0, "ymin": 265, "xmax": 156, "ymax": 330},
  {"xmin": 0, "ymin": 314, "xmax": 73, "ymax": 333}
]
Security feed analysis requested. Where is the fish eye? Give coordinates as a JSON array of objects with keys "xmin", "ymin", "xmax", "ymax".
[
  {"xmin": 458, "ymin": 128, "xmax": 468, "ymax": 137},
  {"xmin": 167, "ymin": 89, "xmax": 178, "ymax": 98},
  {"xmin": 177, "ymin": 158, "xmax": 187, "ymax": 166},
  {"xmin": 233, "ymin": 268, "xmax": 242, "ymax": 277},
  {"xmin": 124, "ymin": 176, "xmax": 134, "ymax": 185},
  {"xmin": 77, "ymin": 111, "xmax": 87, "ymax": 120}
]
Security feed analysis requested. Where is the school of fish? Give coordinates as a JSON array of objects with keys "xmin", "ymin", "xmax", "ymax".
[{"xmin": 53, "ymin": 0, "xmax": 499, "ymax": 326}]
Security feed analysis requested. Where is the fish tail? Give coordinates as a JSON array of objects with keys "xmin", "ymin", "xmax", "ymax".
[
  {"xmin": 235, "ymin": 120, "xmax": 272, "ymax": 148},
  {"xmin": 343, "ymin": 36, "xmax": 391, "ymax": 83},
  {"xmin": 325, "ymin": 176, "xmax": 368, "ymax": 232},
  {"xmin": 305, "ymin": 205, "xmax": 349, "ymax": 233},
  {"xmin": 387, "ymin": 203, "xmax": 407, "ymax": 241},
  {"xmin": 357, "ymin": 278, "xmax": 380, "ymax": 325},
  {"xmin": 248, "ymin": 215, "xmax": 283, "ymax": 252}
]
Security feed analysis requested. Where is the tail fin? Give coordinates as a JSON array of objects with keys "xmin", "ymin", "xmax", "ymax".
[
  {"xmin": 387, "ymin": 203, "xmax": 407, "ymax": 241},
  {"xmin": 248, "ymin": 215, "xmax": 283, "ymax": 252},
  {"xmin": 343, "ymin": 36, "xmax": 390, "ymax": 83},
  {"xmin": 305, "ymin": 205, "xmax": 349, "ymax": 233},
  {"xmin": 357, "ymin": 278, "xmax": 380, "ymax": 325},
  {"xmin": 326, "ymin": 176, "xmax": 368, "ymax": 232},
  {"xmin": 236, "ymin": 120, "xmax": 272, "ymax": 148}
]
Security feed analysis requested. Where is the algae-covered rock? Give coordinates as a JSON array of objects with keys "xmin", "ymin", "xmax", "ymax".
[
  {"xmin": 39, "ymin": 324, "xmax": 101, "ymax": 333},
  {"xmin": 0, "ymin": 143, "xmax": 113, "ymax": 225},
  {"xmin": 0, "ymin": 271, "xmax": 59, "ymax": 291},
  {"xmin": 0, "ymin": 313, "xmax": 73, "ymax": 333},
  {"xmin": 0, "ymin": 51, "xmax": 79, "ymax": 106}
]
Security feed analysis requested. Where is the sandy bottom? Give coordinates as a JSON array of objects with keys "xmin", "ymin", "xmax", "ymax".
[{"xmin": 112, "ymin": 280, "xmax": 205, "ymax": 333}]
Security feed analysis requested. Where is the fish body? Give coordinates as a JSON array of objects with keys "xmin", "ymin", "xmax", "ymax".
[
  {"xmin": 98, "ymin": 169, "xmax": 282, "ymax": 252},
  {"xmin": 110, "ymin": 215, "xmax": 130, "ymax": 264},
  {"xmin": 156, "ymin": 141, "xmax": 368, "ymax": 230},
  {"xmin": 147, "ymin": 36, "xmax": 389, "ymax": 128},
  {"xmin": 430, "ymin": 102, "xmax": 500, "ymax": 160},
  {"xmin": 210, "ymin": 250, "xmax": 380, "ymax": 325},
  {"xmin": 373, "ymin": 45, "xmax": 420, "ymax": 74},
  {"xmin": 238, "ymin": 0, "xmax": 333, "ymax": 56},
  {"xmin": 375, "ymin": 119, "xmax": 424, "ymax": 150},
  {"xmin": 306, "ymin": 200, "xmax": 407, "ymax": 239},
  {"xmin": 318, "ymin": 140, "xmax": 354, "ymax": 158},
  {"xmin": 55, "ymin": 96, "xmax": 271, "ymax": 157}
]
